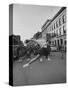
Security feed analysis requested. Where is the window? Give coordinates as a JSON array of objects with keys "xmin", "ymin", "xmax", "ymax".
[
  {"xmin": 54, "ymin": 31, "xmax": 56, "ymax": 37},
  {"xmin": 54, "ymin": 23, "xmax": 55, "ymax": 29},
  {"xmin": 59, "ymin": 28, "xmax": 61, "ymax": 35},
  {"xmin": 55, "ymin": 40, "xmax": 56, "ymax": 46},
  {"xmin": 60, "ymin": 39, "xmax": 63, "ymax": 45},
  {"xmin": 62, "ymin": 15, "xmax": 66, "ymax": 24},
  {"xmin": 59, "ymin": 18, "xmax": 61, "ymax": 26},
  {"xmin": 52, "ymin": 41, "xmax": 54, "ymax": 45},
  {"xmin": 50, "ymin": 27, "xmax": 51, "ymax": 31},
  {"xmin": 52, "ymin": 25, "xmax": 53, "ymax": 30},
  {"xmin": 64, "ymin": 40, "xmax": 66, "ymax": 45},
  {"xmin": 56, "ymin": 21, "xmax": 58, "ymax": 28},
  {"xmin": 57, "ymin": 40, "xmax": 59, "ymax": 46},
  {"xmin": 56, "ymin": 30, "xmax": 58, "ymax": 36},
  {"xmin": 63, "ymin": 26, "xmax": 66, "ymax": 34},
  {"xmin": 52, "ymin": 32, "xmax": 54, "ymax": 37}
]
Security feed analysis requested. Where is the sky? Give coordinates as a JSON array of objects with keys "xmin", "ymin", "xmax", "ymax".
[{"xmin": 13, "ymin": 4, "xmax": 61, "ymax": 42}]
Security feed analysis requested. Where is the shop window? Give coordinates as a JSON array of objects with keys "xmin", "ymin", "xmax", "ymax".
[{"xmin": 60, "ymin": 39, "xmax": 63, "ymax": 45}]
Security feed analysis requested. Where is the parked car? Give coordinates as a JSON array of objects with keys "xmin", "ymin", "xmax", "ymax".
[{"xmin": 50, "ymin": 45, "xmax": 57, "ymax": 52}]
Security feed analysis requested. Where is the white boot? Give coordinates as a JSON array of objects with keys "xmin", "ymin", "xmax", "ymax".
[
  {"xmin": 40, "ymin": 58, "xmax": 43, "ymax": 62},
  {"xmin": 47, "ymin": 57, "xmax": 51, "ymax": 61}
]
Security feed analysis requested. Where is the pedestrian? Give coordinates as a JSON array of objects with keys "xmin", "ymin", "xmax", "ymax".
[{"xmin": 38, "ymin": 43, "xmax": 51, "ymax": 62}]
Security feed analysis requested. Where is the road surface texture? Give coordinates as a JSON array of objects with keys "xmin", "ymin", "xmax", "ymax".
[{"xmin": 13, "ymin": 52, "xmax": 66, "ymax": 86}]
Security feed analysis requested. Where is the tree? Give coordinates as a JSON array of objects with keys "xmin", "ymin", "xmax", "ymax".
[{"xmin": 33, "ymin": 32, "xmax": 41, "ymax": 39}]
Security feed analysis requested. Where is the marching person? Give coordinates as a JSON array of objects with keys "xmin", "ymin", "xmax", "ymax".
[
  {"xmin": 23, "ymin": 41, "xmax": 51, "ymax": 68},
  {"xmin": 38, "ymin": 42, "xmax": 51, "ymax": 62}
]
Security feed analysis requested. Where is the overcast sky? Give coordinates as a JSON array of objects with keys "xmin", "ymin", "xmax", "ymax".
[{"xmin": 13, "ymin": 4, "xmax": 61, "ymax": 42}]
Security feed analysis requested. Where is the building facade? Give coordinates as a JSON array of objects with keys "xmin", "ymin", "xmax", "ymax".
[
  {"xmin": 42, "ymin": 7, "xmax": 66, "ymax": 51},
  {"xmin": 41, "ymin": 19, "xmax": 51, "ymax": 40}
]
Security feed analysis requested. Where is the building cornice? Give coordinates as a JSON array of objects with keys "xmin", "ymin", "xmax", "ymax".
[{"xmin": 42, "ymin": 7, "xmax": 66, "ymax": 33}]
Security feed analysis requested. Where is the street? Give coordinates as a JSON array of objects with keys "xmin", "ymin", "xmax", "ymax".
[{"xmin": 13, "ymin": 52, "xmax": 66, "ymax": 86}]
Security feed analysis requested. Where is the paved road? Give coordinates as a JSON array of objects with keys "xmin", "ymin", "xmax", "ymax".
[{"xmin": 13, "ymin": 52, "xmax": 66, "ymax": 86}]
